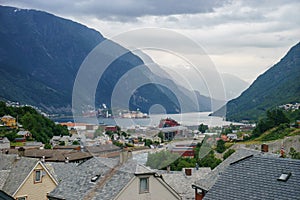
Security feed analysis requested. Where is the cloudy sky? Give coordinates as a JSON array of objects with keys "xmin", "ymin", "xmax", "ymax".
[{"xmin": 2, "ymin": 0, "xmax": 300, "ymax": 83}]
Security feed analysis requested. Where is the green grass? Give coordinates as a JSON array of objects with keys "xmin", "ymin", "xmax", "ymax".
[{"xmin": 10, "ymin": 142, "xmax": 24, "ymax": 147}]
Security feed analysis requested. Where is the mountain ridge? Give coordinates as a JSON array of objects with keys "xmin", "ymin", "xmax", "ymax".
[
  {"xmin": 0, "ymin": 5, "xmax": 219, "ymax": 115},
  {"xmin": 213, "ymin": 41, "xmax": 300, "ymax": 121}
]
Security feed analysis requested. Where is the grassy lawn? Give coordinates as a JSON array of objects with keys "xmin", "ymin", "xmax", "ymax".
[{"xmin": 10, "ymin": 142, "xmax": 24, "ymax": 147}]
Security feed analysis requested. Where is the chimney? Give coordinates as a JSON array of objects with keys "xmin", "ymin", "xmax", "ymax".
[
  {"xmin": 185, "ymin": 168, "xmax": 192, "ymax": 176},
  {"xmin": 167, "ymin": 166, "xmax": 171, "ymax": 173},
  {"xmin": 280, "ymin": 146, "xmax": 285, "ymax": 158},
  {"xmin": 261, "ymin": 144, "xmax": 268, "ymax": 153},
  {"xmin": 119, "ymin": 150, "xmax": 132, "ymax": 164},
  {"xmin": 41, "ymin": 156, "xmax": 45, "ymax": 163},
  {"xmin": 18, "ymin": 147, "xmax": 25, "ymax": 157},
  {"xmin": 65, "ymin": 157, "xmax": 69, "ymax": 163}
]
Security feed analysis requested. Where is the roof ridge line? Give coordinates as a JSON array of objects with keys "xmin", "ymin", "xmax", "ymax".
[
  {"xmin": 82, "ymin": 162, "xmax": 122, "ymax": 200},
  {"xmin": 230, "ymin": 154, "xmax": 254, "ymax": 165}
]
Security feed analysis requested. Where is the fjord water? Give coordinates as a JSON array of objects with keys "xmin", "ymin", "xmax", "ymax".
[{"xmin": 55, "ymin": 112, "xmax": 239, "ymax": 128}]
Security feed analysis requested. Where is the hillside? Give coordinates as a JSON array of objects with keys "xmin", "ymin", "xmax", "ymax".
[
  {"xmin": 213, "ymin": 42, "xmax": 300, "ymax": 121},
  {"xmin": 0, "ymin": 6, "xmax": 214, "ymax": 115}
]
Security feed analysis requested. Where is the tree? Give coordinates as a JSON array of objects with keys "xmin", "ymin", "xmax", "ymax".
[
  {"xmin": 121, "ymin": 131, "xmax": 128, "ymax": 137},
  {"xmin": 158, "ymin": 131, "xmax": 164, "ymax": 143},
  {"xmin": 198, "ymin": 123, "xmax": 208, "ymax": 133},
  {"xmin": 223, "ymin": 149, "xmax": 235, "ymax": 160},
  {"xmin": 216, "ymin": 139, "xmax": 226, "ymax": 153},
  {"xmin": 289, "ymin": 147, "xmax": 300, "ymax": 159},
  {"xmin": 116, "ymin": 125, "xmax": 121, "ymax": 132},
  {"xmin": 198, "ymin": 150, "xmax": 221, "ymax": 169},
  {"xmin": 252, "ymin": 109, "xmax": 290, "ymax": 138},
  {"xmin": 44, "ymin": 143, "xmax": 52, "ymax": 149},
  {"xmin": 143, "ymin": 139, "xmax": 153, "ymax": 147},
  {"xmin": 72, "ymin": 140, "xmax": 80, "ymax": 145}
]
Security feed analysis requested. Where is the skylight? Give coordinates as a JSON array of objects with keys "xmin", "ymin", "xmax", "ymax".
[
  {"xmin": 277, "ymin": 172, "xmax": 291, "ymax": 182},
  {"xmin": 91, "ymin": 174, "xmax": 101, "ymax": 182}
]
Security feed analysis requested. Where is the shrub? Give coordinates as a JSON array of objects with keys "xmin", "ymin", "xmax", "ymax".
[{"xmin": 223, "ymin": 149, "xmax": 236, "ymax": 160}]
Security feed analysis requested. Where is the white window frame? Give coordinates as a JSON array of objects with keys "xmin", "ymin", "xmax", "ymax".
[
  {"xmin": 34, "ymin": 170, "xmax": 42, "ymax": 183},
  {"xmin": 139, "ymin": 177, "xmax": 149, "ymax": 193}
]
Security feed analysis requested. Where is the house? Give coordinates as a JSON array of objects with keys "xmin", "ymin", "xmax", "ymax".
[
  {"xmin": 24, "ymin": 141, "xmax": 43, "ymax": 149},
  {"xmin": 170, "ymin": 147, "xmax": 195, "ymax": 158},
  {"xmin": 0, "ymin": 154, "xmax": 58, "ymax": 200},
  {"xmin": 17, "ymin": 131, "xmax": 32, "ymax": 139},
  {"xmin": 226, "ymin": 133, "xmax": 237, "ymax": 141},
  {"xmin": 192, "ymin": 148, "xmax": 260, "ymax": 200},
  {"xmin": 85, "ymin": 144, "xmax": 121, "ymax": 158},
  {"xmin": 5, "ymin": 148, "xmax": 92, "ymax": 163},
  {"xmin": 200, "ymin": 155, "xmax": 300, "ymax": 200},
  {"xmin": 105, "ymin": 125, "xmax": 118, "ymax": 132},
  {"xmin": 0, "ymin": 115, "xmax": 16, "ymax": 128},
  {"xmin": 159, "ymin": 126, "xmax": 188, "ymax": 141},
  {"xmin": 53, "ymin": 145, "xmax": 81, "ymax": 151},
  {"xmin": 157, "ymin": 167, "xmax": 211, "ymax": 199},
  {"xmin": 59, "ymin": 122, "xmax": 88, "ymax": 131},
  {"xmin": 47, "ymin": 156, "xmax": 181, "ymax": 200},
  {"xmin": 0, "ymin": 137, "xmax": 10, "ymax": 150}
]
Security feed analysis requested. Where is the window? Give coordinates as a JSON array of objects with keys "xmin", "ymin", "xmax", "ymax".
[
  {"xmin": 16, "ymin": 196, "xmax": 27, "ymax": 200},
  {"xmin": 278, "ymin": 172, "xmax": 291, "ymax": 182},
  {"xmin": 139, "ymin": 177, "xmax": 149, "ymax": 193},
  {"xmin": 34, "ymin": 170, "xmax": 42, "ymax": 183}
]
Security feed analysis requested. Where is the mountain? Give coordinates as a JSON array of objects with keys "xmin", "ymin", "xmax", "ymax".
[
  {"xmin": 220, "ymin": 73, "xmax": 249, "ymax": 101},
  {"xmin": 213, "ymin": 42, "xmax": 300, "ymax": 121},
  {"xmin": 0, "ymin": 6, "xmax": 217, "ymax": 115}
]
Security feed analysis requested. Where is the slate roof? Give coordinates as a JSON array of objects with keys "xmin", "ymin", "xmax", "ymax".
[
  {"xmin": 0, "ymin": 154, "xmax": 38, "ymax": 195},
  {"xmin": 159, "ymin": 168, "xmax": 211, "ymax": 200},
  {"xmin": 85, "ymin": 144, "xmax": 121, "ymax": 154},
  {"xmin": 6, "ymin": 149, "xmax": 92, "ymax": 162},
  {"xmin": 90, "ymin": 159, "xmax": 138, "ymax": 200},
  {"xmin": 47, "ymin": 156, "xmax": 172, "ymax": 200},
  {"xmin": 194, "ymin": 148, "xmax": 260, "ymax": 191},
  {"xmin": 203, "ymin": 155, "xmax": 300, "ymax": 200},
  {"xmin": 47, "ymin": 157, "xmax": 124, "ymax": 200}
]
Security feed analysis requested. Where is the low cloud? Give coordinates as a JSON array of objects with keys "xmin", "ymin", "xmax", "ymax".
[{"xmin": 1, "ymin": 0, "xmax": 228, "ymax": 21}]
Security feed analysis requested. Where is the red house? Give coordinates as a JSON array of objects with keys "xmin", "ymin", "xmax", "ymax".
[{"xmin": 105, "ymin": 126, "xmax": 118, "ymax": 132}]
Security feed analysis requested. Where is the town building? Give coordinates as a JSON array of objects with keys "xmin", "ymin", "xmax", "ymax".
[
  {"xmin": 158, "ymin": 167, "xmax": 211, "ymax": 199},
  {"xmin": 0, "ymin": 137, "xmax": 10, "ymax": 150},
  {"xmin": 47, "ymin": 156, "xmax": 181, "ymax": 200},
  {"xmin": 192, "ymin": 148, "xmax": 260, "ymax": 200},
  {"xmin": 5, "ymin": 148, "xmax": 92, "ymax": 163},
  {"xmin": 200, "ymin": 155, "xmax": 300, "ymax": 200},
  {"xmin": 85, "ymin": 144, "xmax": 121, "ymax": 158},
  {"xmin": 0, "ymin": 154, "xmax": 58, "ymax": 200},
  {"xmin": 0, "ymin": 115, "xmax": 17, "ymax": 128}
]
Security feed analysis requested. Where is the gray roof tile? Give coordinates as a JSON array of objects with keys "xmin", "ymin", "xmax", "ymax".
[
  {"xmin": 0, "ymin": 154, "xmax": 38, "ymax": 195},
  {"xmin": 203, "ymin": 155, "xmax": 300, "ymax": 200},
  {"xmin": 48, "ymin": 157, "xmax": 164, "ymax": 200},
  {"xmin": 160, "ymin": 168, "xmax": 211, "ymax": 200},
  {"xmin": 194, "ymin": 148, "xmax": 260, "ymax": 191},
  {"xmin": 47, "ymin": 157, "xmax": 127, "ymax": 200}
]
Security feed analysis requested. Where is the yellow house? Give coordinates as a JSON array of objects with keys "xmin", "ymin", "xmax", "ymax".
[
  {"xmin": 0, "ymin": 154, "xmax": 58, "ymax": 200},
  {"xmin": 115, "ymin": 165, "xmax": 181, "ymax": 200},
  {"xmin": 1, "ymin": 115, "xmax": 17, "ymax": 128},
  {"xmin": 47, "ymin": 157, "xmax": 181, "ymax": 200}
]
